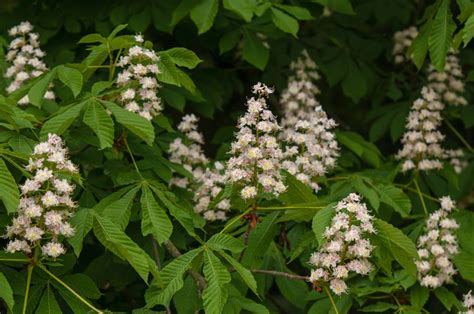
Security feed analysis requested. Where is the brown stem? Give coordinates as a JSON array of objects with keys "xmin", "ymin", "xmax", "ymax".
[
  {"xmin": 251, "ymin": 269, "xmax": 309, "ymax": 281},
  {"xmin": 164, "ymin": 241, "xmax": 207, "ymax": 291}
]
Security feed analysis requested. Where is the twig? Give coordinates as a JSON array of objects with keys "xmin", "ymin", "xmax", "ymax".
[
  {"xmin": 251, "ymin": 269, "xmax": 309, "ymax": 281},
  {"xmin": 413, "ymin": 177, "xmax": 428, "ymax": 216},
  {"xmin": 163, "ymin": 241, "xmax": 207, "ymax": 291},
  {"xmin": 151, "ymin": 237, "xmax": 161, "ymax": 269},
  {"xmin": 444, "ymin": 119, "xmax": 473, "ymax": 153}
]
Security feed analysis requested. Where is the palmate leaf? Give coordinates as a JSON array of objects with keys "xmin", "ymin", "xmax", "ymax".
[
  {"xmin": 57, "ymin": 65, "xmax": 83, "ymax": 97},
  {"xmin": 40, "ymin": 102, "xmax": 86, "ymax": 139},
  {"xmin": 374, "ymin": 219, "xmax": 418, "ymax": 275},
  {"xmin": 271, "ymin": 8, "xmax": 299, "ymax": 37},
  {"xmin": 312, "ymin": 203, "xmax": 335, "ymax": 246},
  {"xmin": 207, "ymin": 234, "xmax": 245, "ymax": 253},
  {"xmin": 140, "ymin": 184, "xmax": 173, "ymax": 244},
  {"xmin": 217, "ymin": 250, "xmax": 258, "ymax": 296},
  {"xmin": 102, "ymin": 185, "xmax": 140, "ymax": 231},
  {"xmin": 92, "ymin": 211, "xmax": 156, "ymax": 283},
  {"xmin": 149, "ymin": 183, "xmax": 197, "ymax": 237},
  {"xmin": 36, "ymin": 284, "xmax": 62, "ymax": 314},
  {"xmin": 0, "ymin": 158, "xmax": 19, "ymax": 214},
  {"xmin": 242, "ymin": 30, "xmax": 269, "ymax": 70},
  {"xmin": 28, "ymin": 70, "xmax": 56, "ymax": 107},
  {"xmin": 428, "ymin": 0, "xmax": 456, "ymax": 70},
  {"xmin": 146, "ymin": 247, "xmax": 203, "ymax": 307},
  {"xmin": 102, "ymin": 100, "xmax": 155, "ymax": 145},
  {"xmin": 0, "ymin": 272, "xmax": 14, "ymax": 311},
  {"xmin": 164, "ymin": 47, "xmax": 202, "ymax": 69},
  {"xmin": 68, "ymin": 207, "xmax": 94, "ymax": 257},
  {"xmin": 202, "ymin": 249, "xmax": 231, "ymax": 314},
  {"xmin": 82, "ymin": 99, "xmax": 114, "ymax": 149},
  {"xmin": 241, "ymin": 212, "xmax": 280, "ymax": 268},
  {"xmin": 190, "ymin": 0, "xmax": 219, "ymax": 34}
]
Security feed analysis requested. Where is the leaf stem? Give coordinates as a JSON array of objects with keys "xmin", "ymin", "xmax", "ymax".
[
  {"xmin": 38, "ymin": 264, "xmax": 103, "ymax": 313},
  {"xmin": 219, "ymin": 207, "xmax": 253, "ymax": 234},
  {"xmin": 396, "ymin": 184, "xmax": 439, "ymax": 202},
  {"xmin": 324, "ymin": 286, "xmax": 340, "ymax": 314},
  {"xmin": 22, "ymin": 264, "xmax": 33, "ymax": 314},
  {"xmin": 123, "ymin": 135, "xmax": 143, "ymax": 179},
  {"xmin": 413, "ymin": 177, "xmax": 428, "ymax": 216},
  {"xmin": 444, "ymin": 119, "xmax": 473, "ymax": 153},
  {"xmin": 251, "ymin": 269, "xmax": 309, "ymax": 281},
  {"xmin": 0, "ymin": 258, "xmax": 30, "ymax": 263}
]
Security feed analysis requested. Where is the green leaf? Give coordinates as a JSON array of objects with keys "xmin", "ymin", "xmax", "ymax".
[
  {"xmin": 271, "ymin": 8, "xmax": 299, "ymax": 37},
  {"xmin": 78, "ymin": 33, "xmax": 105, "ymax": 44},
  {"xmin": 57, "ymin": 65, "xmax": 83, "ymax": 97},
  {"xmin": 242, "ymin": 212, "xmax": 279, "ymax": 267},
  {"xmin": 410, "ymin": 284, "xmax": 429, "ymax": 311},
  {"xmin": 207, "ymin": 234, "xmax": 245, "ymax": 253},
  {"xmin": 68, "ymin": 207, "xmax": 93, "ymax": 257},
  {"xmin": 410, "ymin": 21, "xmax": 432, "ymax": 69},
  {"xmin": 102, "ymin": 101, "xmax": 155, "ymax": 145},
  {"xmin": 62, "ymin": 274, "xmax": 101, "ymax": 300},
  {"xmin": 141, "ymin": 184, "xmax": 173, "ymax": 244},
  {"xmin": 28, "ymin": 70, "xmax": 56, "ymax": 107},
  {"xmin": 93, "ymin": 212, "xmax": 155, "ymax": 282},
  {"xmin": 0, "ymin": 273, "xmax": 14, "ymax": 311},
  {"xmin": 223, "ymin": 0, "xmax": 257, "ymax": 22},
  {"xmin": 242, "ymin": 31, "xmax": 269, "ymax": 70},
  {"xmin": 219, "ymin": 30, "xmax": 241, "ymax": 54},
  {"xmin": 312, "ymin": 203, "xmax": 335, "ymax": 246},
  {"xmin": 82, "ymin": 99, "xmax": 114, "ymax": 149},
  {"xmin": 219, "ymin": 250, "xmax": 258, "ymax": 296},
  {"xmin": 40, "ymin": 102, "xmax": 86, "ymax": 139},
  {"xmin": 463, "ymin": 14, "xmax": 474, "ymax": 46},
  {"xmin": 102, "ymin": 186, "xmax": 139, "ymax": 230},
  {"xmin": 336, "ymin": 130, "xmax": 382, "ymax": 167},
  {"xmin": 352, "ymin": 177, "xmax": 380, "ymax": 210},
  {"xmin": 454, "ymin": 250, "xmax": 474, "ymax": 282},
  {"xmin": 190, "ymin": 0, "xmax": 219, "ymax": 34},
  {"xmin": 165, "ymin": 47, "xmax": 202, "ymax": 69},
  {"xmin": 280, "ymin": 172, "xmax": 318, "ymax": 204},
  {"xmin": 428, "ymin": 0, "xmax": 456, "ymax": 70},
  {"xmin": 275, "ymin": 4, "xmax": 313, "ymax": 20},
  {"xmin": 341, "ymin": 59, "xmax": 367, "ymax": 102},
  {"xmin": 0, "ymin": 158, "xmax": 19, "ymax": 214},
  {"xmin": 146, "ymin": 248, "xmax": 203, "ymax": 307},
  {"xmin": 373, "ymin": 184, "xmax": 411, "ymax": 217},
  {"xmin": 149, "ymin": 184, "xmax": 197, "ymax": 237},
  {"xmin": 434, "ymin": 287, "xmax": 461, "ymax": 311},
  {"xmin": 202, "ymin": 249, "xmax": 231, "ymax": 314},
  {"xmin": 374, "ymin": 219, "xmax": 418, "ymax": 275},
  {"xmin": 36, "ymin": 285, "xmax": 62, "ymax": 314}
]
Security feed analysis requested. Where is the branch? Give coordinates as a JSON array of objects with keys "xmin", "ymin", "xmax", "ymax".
[
  {"xmin": 251, "ymin": 269, "xmax": 309, "ymax": 281},
  {"xmin": 163, "ymin": 240, "xmax": 207, "ymax": 291}
]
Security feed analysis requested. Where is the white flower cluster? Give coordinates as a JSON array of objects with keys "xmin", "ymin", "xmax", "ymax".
[
  {"xmin": 393, "ymin": 26, "xmax": 418, "ymax": 64},
  {"xmin": 225, "ymin": 83, "xmax": 286, "ymax": 201},
  {"xmin": 415, "ymin": 196, "xmax": 459, "ymax": 289},
  {"xmin": 427, "ymin": 51, "xmax": 467, "ymax": 107},
  {"xmin": 282, "ymin": 107, "xmax": 339, "ymax": 192},
  {"xmin": 397, "ymin": 87, "xmax": 445, "ymax": 172},
  {"xmin": 279, "ymin": 51, "xmax": 339, "ymax": 191},
  {"xmin": 309, "ymin": 193, "xmax": 375, "ymax": 295},
  {"xmin": 116, "ymin": 35, "xmax": 162, "ymax": 120},
  {"xmin": 462, "ymin": 291, "xmax": 474, "ymax": 314},
  {"xmin": 168, "ymin": 114, "xmax": 229, "ymax": 221},
  {"xmin": 4, "ymin": 21, "xmax": 55, "ymax": 105},
  {"xmin": 193, "ymin": 162, "xmax": 230, "ymax": 222},
  {"xmin": 280, "ymin": 50, "xmax": 321, "ymax": 130},
  {"xmin": 5, "ymin": 134, "xmax": 78, "ymax": 258},
  {"xmin": 444, "ymin": 149, "xmax": 468, "ymax": 174},
  {"xmin": 169, "ymin": 114, "xmax": 208, "ymax": 189}
]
